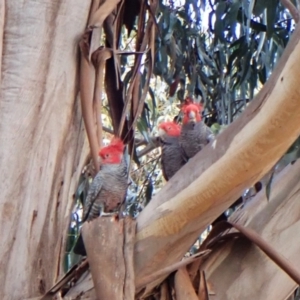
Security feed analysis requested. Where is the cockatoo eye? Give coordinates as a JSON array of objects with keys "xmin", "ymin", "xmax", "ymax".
[{"xmin": 105, "ymin": 154, "xmax": 109, "ymax": 158}]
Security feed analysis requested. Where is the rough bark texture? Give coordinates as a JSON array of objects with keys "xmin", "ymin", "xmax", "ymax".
[
  {"xmin": 134, "ymin": 24, "xmax": 300, "ymax": 292},
  {"xmin": 205, "ymin": 160, "xmax": 300, "ymax": 300},
  {"xmin": 82, "ymin": 217, "xmax": 136, "ymax": 300},
  {"xmin": 0, "ymin": 1, "xmax": 91, "ymax": 299}
]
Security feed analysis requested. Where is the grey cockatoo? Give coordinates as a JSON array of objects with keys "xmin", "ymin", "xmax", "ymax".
[
  {"xmin": 179, "ymin": 100, "xmax": 214, "ymax": 159},
  {"xmin": 158, "ymin": 121, "xmax": 187, "ymax": 180},
  {"xmin": 73, "ymin": 137, "xmax": 128, "ymax": 255}
]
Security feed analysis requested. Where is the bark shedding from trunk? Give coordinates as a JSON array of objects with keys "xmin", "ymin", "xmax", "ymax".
[{"xmin": 0, "ymin": 1, "xmax": 92, "ymax": 299}]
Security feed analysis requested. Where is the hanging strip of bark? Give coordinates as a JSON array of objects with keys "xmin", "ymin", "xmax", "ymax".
[
  {"xmin": 81, "ymin": 217, "xmax": 136, "ymax": 300},
  {"xmin": 174, "ymin": 267, "xmax": 198, "ymax": 300},
  {"xmin": 79, "ymin": 0, "xmax": 120, "ymax": 171},
  {"xmin": 92, "ymin": 47, "xmax": 112, "ymax": 147},
  {"xmin": 79, "ymin": 29, "xmax": 99, "ymax": 171},
  {"xmin": 198, "ymin": 271, "xmax": 210, "ymax": 300}
]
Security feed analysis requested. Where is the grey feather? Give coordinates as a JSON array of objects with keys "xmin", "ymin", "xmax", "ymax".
[
  {"xmin": 159, "ymin": 135, "xmax": 187, "ymax": 181},
  {"xmin": 82, "ymin": 155, "xmax": 128, "ymax": 222},
  {"xmin": 179, "ymin": 121, "xmax": 215, "ymax": 159}
]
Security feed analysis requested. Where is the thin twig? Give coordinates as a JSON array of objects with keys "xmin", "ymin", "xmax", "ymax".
[
  {"xmin": 137, "ymin": 137, "xmax": 160, "ymax": 158},
  {"xmin": 117, "ymin": 1, "xmax": 148, "ymax": 138},
  {"xmin": 137, "ymin": 143, "xmax": 158, "ymax": 157},
  {"xmin": 136, "ymin": 157, "xmax": 160, "ymax": 201},
  {"xmin": 103, "ymin": 125, "xmax": 114, "ymax": 134},
  {"xmin": 131, "ymin": 157, "xmax": 160, "ymax": 174},
  {"xmin": 102, "ymin": 126, "xmax": 144, "ymax": 145}
]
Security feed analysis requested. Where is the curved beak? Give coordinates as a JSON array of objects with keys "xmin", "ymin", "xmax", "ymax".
[
  {"xmin": 158, "ymin": 128, "xmax": 166, "ymax": 137},
  {"xmin": 188, "ymin": 111, "xmax": 196, "ymax": 122}
]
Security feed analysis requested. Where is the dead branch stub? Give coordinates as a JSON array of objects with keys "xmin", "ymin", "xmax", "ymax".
[{"xmin": 82, "ymin": 216, "xmax": 136, "ymax": 300}]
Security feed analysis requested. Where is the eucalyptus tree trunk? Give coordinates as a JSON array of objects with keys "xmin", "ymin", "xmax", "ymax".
[
  {"xmin": 0, "ymin": 1, "xmax": 91, "ymax": 299},
  {"xmin": 3, "ymin": 1, "xmax": 300, "ymax": 300}
]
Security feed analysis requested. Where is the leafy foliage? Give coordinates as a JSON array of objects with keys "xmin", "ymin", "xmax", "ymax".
[{"xmin": 129, "ymin": 0, "xmax": 296, "ymax": 210}]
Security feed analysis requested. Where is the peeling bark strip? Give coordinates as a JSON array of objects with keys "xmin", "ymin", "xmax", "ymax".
[
  {"xmin": 206, "ymin": 160, "xmax": 300, "ymax": 300},
  {"xmin": 82, "ymin": 217, "xmax": 136, "ymax": 300},
  {"xmin": 79, "ymin": 0, "xmax": 121, "ymax": 172},
  {"xmin": 174, "ymin": 267, "xmax": 198, "ymax": 300},
  {"xmin": 134, "ymin": 23, "xmax": 300, "ymax": 292},
  {"xmin": 136, "ymin": 250, "xmax": 211, "ymax": 290}
]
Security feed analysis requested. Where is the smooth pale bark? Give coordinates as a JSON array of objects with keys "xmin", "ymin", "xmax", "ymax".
[
  {"xmin": 82, "ymin": 217, "xmax": 135, "ymax": 300},
  {"xmin": 134, "ymin": 24, "xmax": 300, "ymax": 292},
  {"xmin": 174, "ymin": 268, "xmax": 198, "ymax": 300},
  {"xmin": 205, "ymin": 159, "xmax": 300, "ymax": 300},
  {"xmin": 0, "ymin": 1, "xmax": 91, "ymax": 299}
]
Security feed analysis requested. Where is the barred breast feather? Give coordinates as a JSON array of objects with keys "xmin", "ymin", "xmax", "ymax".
[
  {"xmin": 179, "ymin": 121, "xmax": 214, "ymax": 159},
  {"xmin": 82, "ymin": 157, "xmax": 128, "ymax": 222},
  {"xmin": 160, "ymin": 135, "xmax": 187, "ymax": 181}
]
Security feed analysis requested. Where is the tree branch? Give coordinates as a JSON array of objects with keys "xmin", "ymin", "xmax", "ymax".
[
  {"xmin": 134, "ymin": 23, "xmax": 300, "ymax": 293},
  {"xmin": 82, "ymin": 217, "xmax": 136, "ymax": 299},
  {"xmin": 206, "ymin": 160, "xmax": 300, "ymax": 299},
  {"xmin": 281, "ymin": 0, "xmax": 299, "ymax": 23},
  {"xmin": 136, "ymin": 137, "xmax": 160, "ymax": 158}
]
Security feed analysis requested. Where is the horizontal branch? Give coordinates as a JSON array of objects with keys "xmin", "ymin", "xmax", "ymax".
[{"xmin": 136, "ymin": 137, "xmax": 159, "ymax": 158}]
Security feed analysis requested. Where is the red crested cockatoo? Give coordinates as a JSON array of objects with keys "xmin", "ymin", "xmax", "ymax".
[
  {"xmin": 82, "ymin": 137, "xmax": 128, "ymax": 221},
  {"xmin": 179, "ymin": 100, "xmax": 214, "ymax": 159},
  {"xmin": 158, "ymin": 121, "xmax": 187, "ymax": 180}
]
